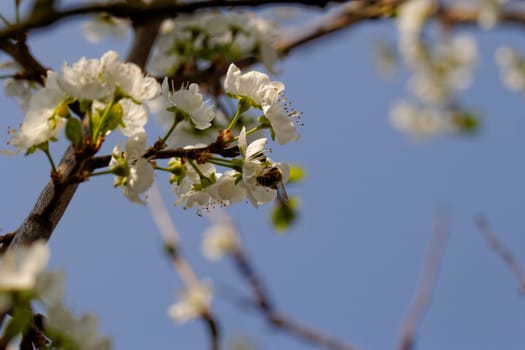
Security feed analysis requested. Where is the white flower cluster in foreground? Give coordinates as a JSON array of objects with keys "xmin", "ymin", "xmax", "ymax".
[
  {"xmin": 392, "ymin": 0, "xmax": 478, "ymax": 138},
  {"xmin": 6, "ymin": 47, "xmax": 300, "ymax": 209},
  {"xmin": 149, "ymin": 11, "xmax": 278, "ymax": 75},
  {"xmin": 0, "ymin": 242, "xmax": 110, "ymax": 349},
  {"xmin": 163, "ymin": 63, "xmax": 297, "ymax": 209},
  {"xmin": 8, "ymin": 51, "xmax": 160, "ymax": 151}
]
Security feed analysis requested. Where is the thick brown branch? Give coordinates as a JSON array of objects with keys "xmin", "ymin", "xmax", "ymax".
[
  {"xmin": 475, "ymin": 215, "xmax": 525, "ymax": 294},
  {"xmin": 396, "ymin": 211, "xmax": 450, "ymax": 350},
  {"xmin": 11, "ymin": 145, "xmax": 96, "ymax": 247}
]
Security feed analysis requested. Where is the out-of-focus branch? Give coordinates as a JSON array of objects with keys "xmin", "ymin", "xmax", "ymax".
[
  {"xmin": 396, "ymin": 211, "xmax": 450, "ymax": 350},
  {"xmin": 126, "ymin": 18, "xmax": 163, "ymax": 68},
  {"xmin": 0, "ymin": 0, "xmax": 345, "ymax": 42},
  {"xmin": 0, "ymin": 37, "xmax": 48, "ymax": 84},
  {"xmin": 230, "ymin": 242, "xmax": 359, "ymax": 350},
  {"xmin": 147, "ymin": 183, "xmax": 221, "ymax": 350},
  {"xmin": 475, "ymin": 215, "xmax": 525, "ymax": 294}
]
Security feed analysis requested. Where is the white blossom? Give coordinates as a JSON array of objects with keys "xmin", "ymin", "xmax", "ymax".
[
  {"xmin": 162, "ymin": 78, "xmax": 215, "ymax": 130},
  {"xmin": 118, "ymin": 99, "xmax": 149, "ymax": 137},
  {"xmin": 57, "ymin": 51, "xmax": 159, "ymax": 103},
  {"xmin": 206, "ymin": 171, "xmax": 246, "ymax": 205},
  {"xmin": 0, "ymin": 241, "xmax": 49, "ymax": 291},
  {"xmin": 238, "ymin": 127, "xmax": 278, "ymax": 207},
  {"xmin": 262, "ymin": 93, "xmax": 300, "ymax": 145},
  {"xmin": 224, "ymin": 63, "xmax": 283, "ymax": 107},
  {"xmin": 110, "ymin": 132, "xmax": 154, "ymax": 204},
  {"xmin": 173, "ymin": 162, "xmax": 218, "ymax": 209},
  {"xmin": 57, "ymin": 55, "xmax": 115, "ymax": 101},
  {"xmin": 8, "ymin": 71, "xmax": 67, "ymax": 151},
  {"xmin": 104, "ymin": 51, "xmax": 160, "ymax": 102},
  {"xmin": 168, "ymin": 281, "xmax": 212, "ymax": 323}
]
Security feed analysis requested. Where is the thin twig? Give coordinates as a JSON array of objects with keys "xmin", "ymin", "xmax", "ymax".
[
  {"xmin": 396, "ymin": 211, "xmax": 450, "ymax": 350},
  {"xmin": 475, "ymin": 215, "xmax": 525, "ymax": 294}
]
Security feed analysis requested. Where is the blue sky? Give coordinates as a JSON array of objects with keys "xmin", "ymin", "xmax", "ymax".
[{"xmin": 1, "ymin": 3, "xmax": 525, "ymax": 350}]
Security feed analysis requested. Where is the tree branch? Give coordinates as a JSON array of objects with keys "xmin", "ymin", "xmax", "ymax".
[
  {"xmin": 11, "ymin": 145, "xmax": 97, "ymax": 247},
  {"xmin": 475, "ymin": 215, "xmax": 525, "ymax": 294},
  {"xmin": 0, "ymin": 0, "xmax": 345, "ymax": 42},
  {"xmin": 396, "ymin": 211, "xmax": 450, "ymax": 350}
]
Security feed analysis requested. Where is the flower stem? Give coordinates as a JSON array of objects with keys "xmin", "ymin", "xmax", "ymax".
[
  {"xmin": 226, "ymin": 99, "xmax": 250, "ymax": 131},
  {"xmin": 206, "ymin": 157, "xmax": 236, "ymax": 169},
  {"xmin": 158, "ymin": 116, "xmax": 180, "ymax": 148},
  {"xmin": 155, "ymin": 166, "xmax": 174, "ymax": 173},
  {"xmin": 42, "ymin": 148, "xmax": 57, "ymax": 173},
  {"xmin": 188, "ymin": 160, "xmax": 210, "ymax": 184},
  {"xmin": 89, "ymin": 169, "xmax": 114, "ymax": 177},
  {"xmin": 91, "ymin": 99, "xmax": 116, "ymax": 144}
]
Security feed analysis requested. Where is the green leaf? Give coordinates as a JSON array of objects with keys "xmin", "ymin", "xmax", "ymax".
[
  {"xmin": 65, "ymin": 117, "xmax": 83, "ymax": 147},
  {"xmin": 271, "ymin": 198, "xmax": 299, "ymax": 232},
  {"xmin": 287, "ymin": 165, "xmax": 305, "ymax": 184},
  {"xmin": 453, "ymin": 111, "xmax": 480, "ymax": 133}
]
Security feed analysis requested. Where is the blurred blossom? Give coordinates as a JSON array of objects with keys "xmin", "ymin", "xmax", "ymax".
[
  {"xmin": 496, "ymin": 46, "xmax": 525, "ymax": 92},
  {"xmin": 397, "ymin": 0, "xmax": 434, "ymax": 42},
  {"xmin": 83, "ymin": 14, "xmax": 129, "ymax": 43},
  {"xmin": 46, "ymin": 303, "xmax": 111, "ymax": 350},
  {"xmin": 0, "ymin": 240, "xmax": 49, "ymax": 291},
  {"xmin": 4, "ymin": 78, "xmax": 33, "ymax": 111},
  {"xmin": 405, "ymin": 34, "xmax": 477, "ymax": 105},
  {"xmin": 149, "ymin": 11, "xmax": 279, "ymax": 75},
  {"xmin": 202, "ymin": 222, "xmax": 238, "ymax": 260},
  {"xmin": 390, "ymin": 101, "xmax": 451, "ymax": 138},
  {"xmin": 476, "ymin": 0, "xmax": 508, "ymax": 29},
  {"xmin": 168, "ymin": 281, "xmax": 213, "ymax": 323}
]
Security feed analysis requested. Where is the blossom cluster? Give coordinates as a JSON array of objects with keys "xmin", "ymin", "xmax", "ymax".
[
  {"xmin": 8, "ymin": 51, "xmax": 160, "ymax": 151},
  {"xmin": 6, "ymin": 46, "xmax": 300, "ymax": 207},
  {"xmin": 391, "ymin": 0, "xmax": 478, "ymax": 138},
  {"xmin": 149, "ymin": 11, "xmax": 279, "ymax": 75}
]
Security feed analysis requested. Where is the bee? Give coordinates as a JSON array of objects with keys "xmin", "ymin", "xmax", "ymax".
[{"xmin": 256, "ymin": 166, "xmax": 289, "ymax": 206}]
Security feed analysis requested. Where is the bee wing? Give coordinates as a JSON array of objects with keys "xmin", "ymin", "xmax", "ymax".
[{"xmin": 275, "ymin": 181, "xmax": 289, "ymax": 206}]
